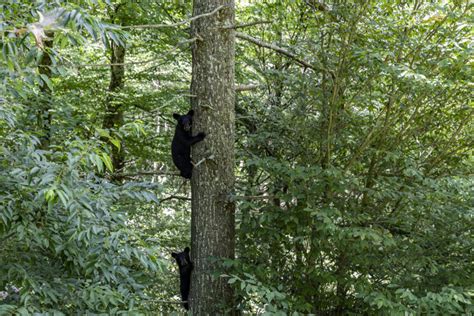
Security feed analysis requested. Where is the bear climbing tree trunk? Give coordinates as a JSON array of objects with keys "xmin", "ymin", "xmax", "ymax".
[{"xmin": 190, "ymin": 0, "xmax": 236, "ymax": 314}]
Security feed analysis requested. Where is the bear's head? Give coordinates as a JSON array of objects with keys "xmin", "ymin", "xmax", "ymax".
[
  {"xmin": 171, "ymin": 247, "xmax": 192, "ymax": 269},
  {"xmin": 173, "ymin": 110, "xmax": 194, "ymax": 132}
]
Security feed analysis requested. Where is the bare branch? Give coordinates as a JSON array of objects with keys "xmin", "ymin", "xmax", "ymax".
[
  {"xmin": 221, "ymin": 20, "xmax": 272, "ymax": 29},
  {"xmin": 160, "ymin": 195, "xmax": 192, "ymax": 203},
  {"xmin": 123, "ymin": 5, "xmax": 227, "ymax": 30},
  {"xmin": 236, "ymin": 32, "xmax": 333, "ymax": 76},
  {"xmin": 76, "ymin": 58, "xmax": 155, "ymax": 68},
  {"xmin": 148, "ymin": 300, "xmax": 188, "ymax": 304},
  {"xmin": 117, "ymin": 171, "xmax": 181, "ymax": 178}
]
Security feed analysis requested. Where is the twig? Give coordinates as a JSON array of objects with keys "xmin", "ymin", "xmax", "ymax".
[
  {"xmin": 159, "ymin": 180, "xmax": 190, "ymax": 204},
  {"xmin": 221, "ymin": 20, "xmax": 272, "ymax": 29},
  {"xmin": 117, "ymin": 171, "xmax": 180, "ymax": 177},
  {"xmin": 122, "ymin": 5, "xmax": 227, "ymax": 30},
  {"xmin": 344, "ymin": 88, "xmax": 400, "ymax": 171},
  {"xmin": 426, "ymin": 113, "xmax": 472, "ymax": 171},
  {"xmin": 160, "ymin": 195, "xmax": 192, "ymax": 203},
  {"xmin": 192, "ymin": 154, "xmax": 214, "ymax": 168},
  {"xmin": 76, "ymin": 58, "xmax": 155, "ymax": 68},
  {"xmin": 344, "ymin": 109, "xmax": 387, "ymax": 171},
  {"xmin": 149, "ymin": 299, "xmax": 188, "ymax": 304},
  {"xmin": 236, "ymin": 32, "xmax": 333, "ymax": 77}
]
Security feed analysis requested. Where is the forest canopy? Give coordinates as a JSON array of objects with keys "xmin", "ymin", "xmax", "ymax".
[{"xmin": 0, "ymin": 0, "xmax": 473, "ymax": 314}]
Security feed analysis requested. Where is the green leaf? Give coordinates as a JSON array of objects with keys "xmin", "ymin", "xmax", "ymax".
[
  {"xmin": 45, "ymin": 188, "xmax": 56, "ymax": 202},
  {"xmin": 110, "ymin": 138, "xmax": 121, "ymax": 150},
  {"xmin": 39, "ymin": 74, "xmax": 54, "ymax": 91},
  {"xmin": 100, "ymin": 152, "xmax": 114, "ymax": 172}
]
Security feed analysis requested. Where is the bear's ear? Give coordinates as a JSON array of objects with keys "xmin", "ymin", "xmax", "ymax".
[
  {"xmin": 173, "ymin": 113, "xmax": 180, "ymax": 120},
  {"xmin": 184, "ymin": 247, "xmax": 190, "ymax": 253},
  {"xmin": 171, "ymin": 252, "xmax": 177, "ymax": 258},
  {"xmin": 187, "ymin": 110, "xmax": 194, "ymax": 116}
]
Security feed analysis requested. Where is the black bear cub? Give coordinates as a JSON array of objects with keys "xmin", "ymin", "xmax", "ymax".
[
  {"xmin": 171, "ymin": 110, "xmax": 206, "ymax": 179},
  {"xmin": 171, "ymin": 247, "xmax": 193, "ymax": 310}
]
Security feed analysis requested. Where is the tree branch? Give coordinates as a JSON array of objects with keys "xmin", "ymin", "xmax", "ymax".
[
  {"xmin": 76, "ymin": 58, "xmax": 155, "ymax": 68},
  {"xmin": 122, "ymin": 5, "xmax": 227, "ymax": 29},
  {"xmin": 149, "ymin": 300, "xmax": 188, "ymax": 304},
  {"xmin": 221, "ymin": 20, "xmax": 272, "ymax": 29},
  {"xmin": 117, "ymin": 171, "xmax": 181, "ymax": 177},
  {"xmin": 344, "ymin": 91, "xmax": 397, "ymax": 171},
  {"xmin": 235, "ymin": 32, "xmax": 333, "ymax": 77},
  {"xmin": 160, "ymin": 195, "xmax": 192, "ymax": 203}
]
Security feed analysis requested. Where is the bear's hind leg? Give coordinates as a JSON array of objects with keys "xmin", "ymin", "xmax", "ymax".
[{"xmin": 180, "ymin": 169, "xmax": 192, "ymax": 179}]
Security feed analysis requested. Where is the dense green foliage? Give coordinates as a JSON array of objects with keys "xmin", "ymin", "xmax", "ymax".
[{"xmin": 1, "ymin": 0, "xmax": 472, "ymax": 314}]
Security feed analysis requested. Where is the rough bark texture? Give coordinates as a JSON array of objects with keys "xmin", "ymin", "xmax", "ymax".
[
  {"xmin": 190, "ymin": 0, "xmax": 236, "ymax": 314},
  {"xmin": 38, "ymin": 31, "xmax": 54, "ymax": 148},
  {"xmin": 103, "ymin": 42, "xmax": 126, "ymax": 179}
]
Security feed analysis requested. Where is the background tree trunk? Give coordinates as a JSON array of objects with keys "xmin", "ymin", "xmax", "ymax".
[
  {"xmin": 38, "ymin": 31, "xmax": 54, "ymax": 149},
  {"xmin": 103, "ymin": 41, "xmax": 126, "ymax": 179},
  {"xmin": 190, "ymin": 0, "xmax": 236, "ymax": 314},
  {"xmin": 102, "ymin": 4, "xmax": 129, "ymax": 182}
]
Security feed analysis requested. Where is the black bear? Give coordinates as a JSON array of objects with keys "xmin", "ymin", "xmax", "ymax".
[
  {"xmin": 171, "ymin": 110, "xmax": 206, "ymax": 179},
  {"xmin": 171, "ymin": 247, "xmax": 193, "ymax": 310}
]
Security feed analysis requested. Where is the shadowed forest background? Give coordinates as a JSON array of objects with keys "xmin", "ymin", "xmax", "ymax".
[{"xmin": 0, "ymin": 0, "xmax": 473, "ymax": 314}]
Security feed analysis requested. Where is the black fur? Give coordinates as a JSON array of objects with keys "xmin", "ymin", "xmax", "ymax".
[
  {"xmin": 171, "ymin": 247, "xmax": 193, "ymax": 310},
  {"xmin": 171, "ymin": 110, "xmax": 205, "ymax": 179}
]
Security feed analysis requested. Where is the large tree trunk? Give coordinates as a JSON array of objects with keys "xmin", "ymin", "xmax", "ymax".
[{"xmin": 190, "ymin": 0, "xmax": 236, "ymax": 314}]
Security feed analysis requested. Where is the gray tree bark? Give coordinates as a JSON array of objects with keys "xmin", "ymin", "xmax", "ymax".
[{"xmin": 190, "ymin": 0, "xmax": 236, "ymax": 314}]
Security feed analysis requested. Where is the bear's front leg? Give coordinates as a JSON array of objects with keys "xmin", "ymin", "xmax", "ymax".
[{"xmin": 188, "ymin": 132, "xmax": 206, "ymax": 145}]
